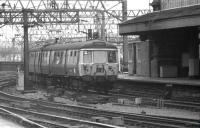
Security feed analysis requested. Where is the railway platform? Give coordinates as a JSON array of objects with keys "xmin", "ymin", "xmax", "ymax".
[
  {"xmin": 117, "ymin": 73, "xmax": 200, "ymax": 101},
  {"xmin": 118, "ymin": 73, "xmax": 200, "ymax": 86}
]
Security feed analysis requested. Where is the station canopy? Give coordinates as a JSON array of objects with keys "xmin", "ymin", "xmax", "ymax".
[{"xmin": 119, "ymin": 5, "xmax": 200, "ymax": 35}]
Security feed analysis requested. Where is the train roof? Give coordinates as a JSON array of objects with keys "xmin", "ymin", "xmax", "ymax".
[{"xmin": 30, "ymin": 39, "xmax": 117, "ymax": 52}]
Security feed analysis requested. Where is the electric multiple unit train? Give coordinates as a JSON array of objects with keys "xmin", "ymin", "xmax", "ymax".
[{"xmin": 29, "ymin": 39, "xmax": 119, "ymax": 92}]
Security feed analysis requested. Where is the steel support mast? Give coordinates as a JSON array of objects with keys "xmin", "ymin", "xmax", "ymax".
[
  {"xmin": 22, "ymin": 9, "xmax": 29, "ymax": 90},
  {"xmin": 122, "ymin": 0, "xmax": 128, "ymax": 71}
]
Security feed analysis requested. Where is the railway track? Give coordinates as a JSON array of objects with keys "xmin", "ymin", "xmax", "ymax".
[
  {"xmin": 83, "ymin": 88, "xmax": 200, "ymax": 112},
  {"xmin": 0, "ymin": 71, "xmax": 199, "ymax": 128},
  {"xmin": 0, "ymin": 105, "xmax": 119, "ymax": 128},
  {"xmin": 0, "ymin": 72, "xmax": 121, "ymax": 128},
  {"xmin": 0, "ymin": 71, "xmax": 16, "ymax": 87},
  {"xmin": 0, "ymin": 89, "xmax": 199, "ymax": 128},
  {"xmin": 110, "ymin": 87, "xmax": 200, "ymax": 111},
  {"xmin": 0, "ymin": 107, "xmax": 46, "ymax": 128},
  {"xmin": 3, "ymin": 71, "xmax": 199, "ymax": 112}
]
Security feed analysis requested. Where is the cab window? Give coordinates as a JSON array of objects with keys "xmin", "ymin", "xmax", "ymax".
[
  {"xmin": 83, "ymin": 50, "xmax": 92, "ymax": 63},
  {"xmin": 108, "ymin": 51, "xmax": 117, "ymax": 63},
  {"xmin": 93, "ymin": 51, "xmax": 107, "ymax": 63}
]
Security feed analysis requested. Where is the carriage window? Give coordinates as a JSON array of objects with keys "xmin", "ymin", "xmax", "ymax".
[
  {"xmin": 83, "ymin": 50, "xmax": 92, "ymax": 63},
  {"xmin": 108, "ymin": 51, "xmax": 117, "ymax": 63},
  {"xmin": 70, "ymin": 51, "xmax": 73, "ymax": 56},
  {"xmin": 60, "ymin": 52, "xmax": 63, "ymax": 64},
  {"xmin": 53, "ymin": 51, "xmax": 63, "ymax": 64},
  {"xmin": 74, "ymin": 51, "xmax": 77, "ymax": 56},
  {"xmin": 29, "ymin": 53, "xmax": 33, "ymax": 57}
]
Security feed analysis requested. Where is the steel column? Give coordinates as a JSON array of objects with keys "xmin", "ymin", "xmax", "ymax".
[{"xmin": 22, "ymin": 9, "xmax": 30, "ymax": 90}]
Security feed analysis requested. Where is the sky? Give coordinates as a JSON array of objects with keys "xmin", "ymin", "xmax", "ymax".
[{"xmin": 127, "ymin": 0, "xmax": 153, "ymax": 10}]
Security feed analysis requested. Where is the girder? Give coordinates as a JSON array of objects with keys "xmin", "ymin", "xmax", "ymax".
[
  {"xmin": 0, "ymin": 0, "xmax": 151, "ymax": 44},
  {"xmin": 0, "ymin": 9, "xmax": 79, "ymax": 25}
]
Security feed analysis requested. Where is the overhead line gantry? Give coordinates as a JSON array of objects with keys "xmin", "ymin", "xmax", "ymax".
[{"xmin": 0, "ymin": 0, "xmax": 151, "ymax": 90}]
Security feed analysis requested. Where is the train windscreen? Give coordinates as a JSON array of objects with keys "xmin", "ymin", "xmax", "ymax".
[
  {"xmin": 93, "ymin": 51, "xmax": 107, "ymax": 63},
  {"xmin": 108, "ymin": 51, "xmax": 117, "ymax": 63},
  {"xmin": 83, "ymin": 50, "xmax": 117, "ymax": 63}
]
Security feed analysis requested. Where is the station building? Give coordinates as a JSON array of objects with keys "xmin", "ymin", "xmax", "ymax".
[{"xmin": 119, "ymin": 0, "xmax": 200, "ymax": 78}]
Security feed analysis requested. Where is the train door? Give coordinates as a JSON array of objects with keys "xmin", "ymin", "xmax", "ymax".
[
  {"xmin": 66, "ymin": 50, "xmax": 78, "ymax": 76},
  {"xmin": 49, "ymin": 50, "xmax": 54, "ymax": 74},
  {"xmin": 34, "ymin": 52, "xmax": 37, "ymax": 73},
  {"xmin": 74, "ymin": 50, "xmax": 79, "ymax": 76},
  {"xmin": 38, "ymin": 51, "xmax": 42, "ymax": 74},
  {"xmin": 29, "ymin": 52, "xmax": 35, "ymax": 73},
  {"xmin": 41, "ymin": 51, "xmax": 50, "ymax": 74},
  {"xmin": 64, "ymin": 50, "xmax": 68, "ymax": 75},
  {"xmin": 51, "ymin": 50, "xmax": 65, "ymax": 75},
  {"xmin": 34, "ymin": 52, "xmax": 40, "ymax": 73}
]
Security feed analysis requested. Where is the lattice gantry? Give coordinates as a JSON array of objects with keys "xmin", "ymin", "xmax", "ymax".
[{"xmin": 0, "ymin": 0, "xmax": 151, "ymax": 45}]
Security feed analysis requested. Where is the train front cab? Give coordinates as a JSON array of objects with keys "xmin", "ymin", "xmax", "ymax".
[{"xmin": 79, "ymin": 48, "xmax": 118, "ymax": 91}]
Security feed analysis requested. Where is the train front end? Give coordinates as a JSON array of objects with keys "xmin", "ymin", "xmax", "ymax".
[{"xmin": 79, "ymin": 41, "xmax": 118, "ymax": 86}]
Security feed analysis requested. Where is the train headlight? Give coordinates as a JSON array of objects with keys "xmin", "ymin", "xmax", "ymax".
[
  {"xmin": 82, "ymin": 64, "xmax": 90, "ymax": 74},
  {"xmin": 108, "ymin": 66, "xmax": 115, "ymax": 74}
]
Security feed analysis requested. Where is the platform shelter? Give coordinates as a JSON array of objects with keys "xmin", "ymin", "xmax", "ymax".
[{"xmin": 119, "ymin": 1, "xmax": 200, "ymax": 78}]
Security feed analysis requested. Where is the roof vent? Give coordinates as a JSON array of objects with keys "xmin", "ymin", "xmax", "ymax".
[
  {"xmin": 55, "ymin": 38, "xmax": 59, "ymax": 43},
  {"xmin": 93, "ymin": 41, "xmax": 106, "ymax": 46}
]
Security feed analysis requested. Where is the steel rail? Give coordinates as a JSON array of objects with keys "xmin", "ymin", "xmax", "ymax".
[
  {"xmin": 0, "ymin": 107, "xmax": 47, "ymax": 128},
  {"xmin": 0, "ymin": 105, "xmax": 124, "ymax": 128},
  {"xmin": 0, "ymin": 91, "xmax": 199, "ymax": 128}
]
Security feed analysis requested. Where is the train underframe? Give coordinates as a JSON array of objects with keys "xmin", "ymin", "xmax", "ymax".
[{"xmin": 29, "ymin": 72, "xmax": 115, "ymax": 94}]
